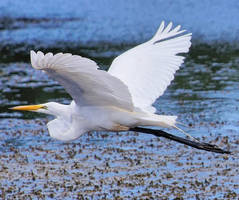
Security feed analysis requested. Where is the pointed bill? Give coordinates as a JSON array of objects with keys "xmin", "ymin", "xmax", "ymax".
[{"xmin": 9, "ymin": 104, "xmax": 45, "ymax": 111}]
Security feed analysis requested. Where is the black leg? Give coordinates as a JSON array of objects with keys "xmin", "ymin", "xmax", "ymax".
[{"xmin": 129, "ymin": 127, "xmax": 231, "ymax": 154}]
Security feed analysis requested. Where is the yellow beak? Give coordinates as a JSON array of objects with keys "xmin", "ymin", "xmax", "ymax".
[{"xmin": 9, "ymin": 104, "xmax": 45, "ymax": 111}]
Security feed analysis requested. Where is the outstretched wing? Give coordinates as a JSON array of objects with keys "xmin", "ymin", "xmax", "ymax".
[
  {"xmin": 108, "ymin": 21, "xmax": 192, "ymax": 113},
  {"xmin": 30, "ymin": 51, "xmax": 133, "ymax": 110}
]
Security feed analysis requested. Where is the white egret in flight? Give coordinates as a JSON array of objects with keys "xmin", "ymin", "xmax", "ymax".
[{"xmin": 10, "ymin": 22, "xmax": 230, "ymax": 154}]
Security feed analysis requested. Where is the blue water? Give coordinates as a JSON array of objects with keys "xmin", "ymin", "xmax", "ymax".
[{"xmin": 0, "ymin": 0, "xmax": 239, "ymax": 46}]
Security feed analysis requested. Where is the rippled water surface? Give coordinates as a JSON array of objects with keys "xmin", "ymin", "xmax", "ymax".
[{"xmin": 1, "ymin": 1, "xmax": 239, "ymax": 199}]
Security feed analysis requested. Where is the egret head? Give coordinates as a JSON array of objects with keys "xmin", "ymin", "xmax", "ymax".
[
  {"xmin": 10, "ymin": 102, "xmax": 65, "ymax": 116},
  {"xmin": 10, "ymin": 102, "xmax": 80, "ymax": 141}
]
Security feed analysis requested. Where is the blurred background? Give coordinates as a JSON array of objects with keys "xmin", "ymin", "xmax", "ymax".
[{"xmin": 0, "ymin": 0, "xmax": 239, "ymax": 199}]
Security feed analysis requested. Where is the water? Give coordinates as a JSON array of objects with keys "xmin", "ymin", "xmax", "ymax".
[{"xmin": 0, "ymin": 1, "xmax": 239, "ymax": 199}]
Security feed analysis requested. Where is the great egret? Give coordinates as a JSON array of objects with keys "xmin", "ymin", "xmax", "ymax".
[{"xmin": 10, "ymin": 21, "xmax": 230, "ymax": 154}]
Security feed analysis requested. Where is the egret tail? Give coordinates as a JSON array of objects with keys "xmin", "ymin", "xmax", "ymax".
[{"xmin": 137, "ymin": 114, "xmax": 198, "ymax": 141}]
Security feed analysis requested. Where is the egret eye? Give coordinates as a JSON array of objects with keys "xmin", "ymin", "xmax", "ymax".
[{"xmin": 42, "ymin": 106, "xmax": 48, "ymax": 110}]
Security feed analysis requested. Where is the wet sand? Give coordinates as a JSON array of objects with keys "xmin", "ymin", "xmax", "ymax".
[{"xmin": 0, "ymin": 119, "xmax": 238, "ymax": 199}]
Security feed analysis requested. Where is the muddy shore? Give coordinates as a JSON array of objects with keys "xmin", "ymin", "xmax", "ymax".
[{"xmin": 0, "ymin": 119, "xmax": 238, "ymax": 199}]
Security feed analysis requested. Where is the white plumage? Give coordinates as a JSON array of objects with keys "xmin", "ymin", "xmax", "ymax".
[
  {"xmin": 12, "ymin": 21, "xmax": 192, "ymax": 141},
  {"xmin": 30, "ymin": 51, "xmax": 133, "ymax": 110},
  {"xmin": 109, "ymin": 21, "xmax": 191, "ymax": 112}
]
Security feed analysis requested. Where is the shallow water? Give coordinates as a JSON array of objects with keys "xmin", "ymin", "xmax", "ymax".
[{"xmin": 0, "ymin": 1, "xmax": 239, "ymax": 199}]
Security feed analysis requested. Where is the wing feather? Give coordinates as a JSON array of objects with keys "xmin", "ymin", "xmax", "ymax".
[
  {"xmin": 108, "ymin": 21, "xmax": 191, "ymax": 113},
  {"xmin": 30, "ymin": 51, "xmax": 134, "ymax": 110}
]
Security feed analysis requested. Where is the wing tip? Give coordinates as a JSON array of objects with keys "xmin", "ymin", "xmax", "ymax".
[
  {"xmin": 152, "ymin": 21, "xmax": 192, "ymax": 43},
  {"xmin": 30, "ymin": 50, "xmax": 39, "ymax": 69}
]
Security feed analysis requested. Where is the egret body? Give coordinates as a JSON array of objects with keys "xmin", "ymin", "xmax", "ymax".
[{"xmin": 11, "ymin": 22, "xmax": 191, "ymax": 142}]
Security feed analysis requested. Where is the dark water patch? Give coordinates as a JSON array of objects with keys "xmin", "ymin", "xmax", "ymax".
[
  {"xmin": 0, "ymin": 41, "xmax": 239, "ymax": 64},
  {"xmin": 0, "ymin": 16, "xmax": 82, "ymax": 30},
  {"xmin": 0, "ymin": 16, "xmax": 81, "ymax": 31},
  {"xmin": 0, "ymin": 42, "xmax": 129, "ymax": 64},
  {"xmin": 0, "ymin": 62, "xmax": 72, "ymax": 118},
  {"xmin": 189, "ymin": 42, "xmax": 239, "ymax": 64}
]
